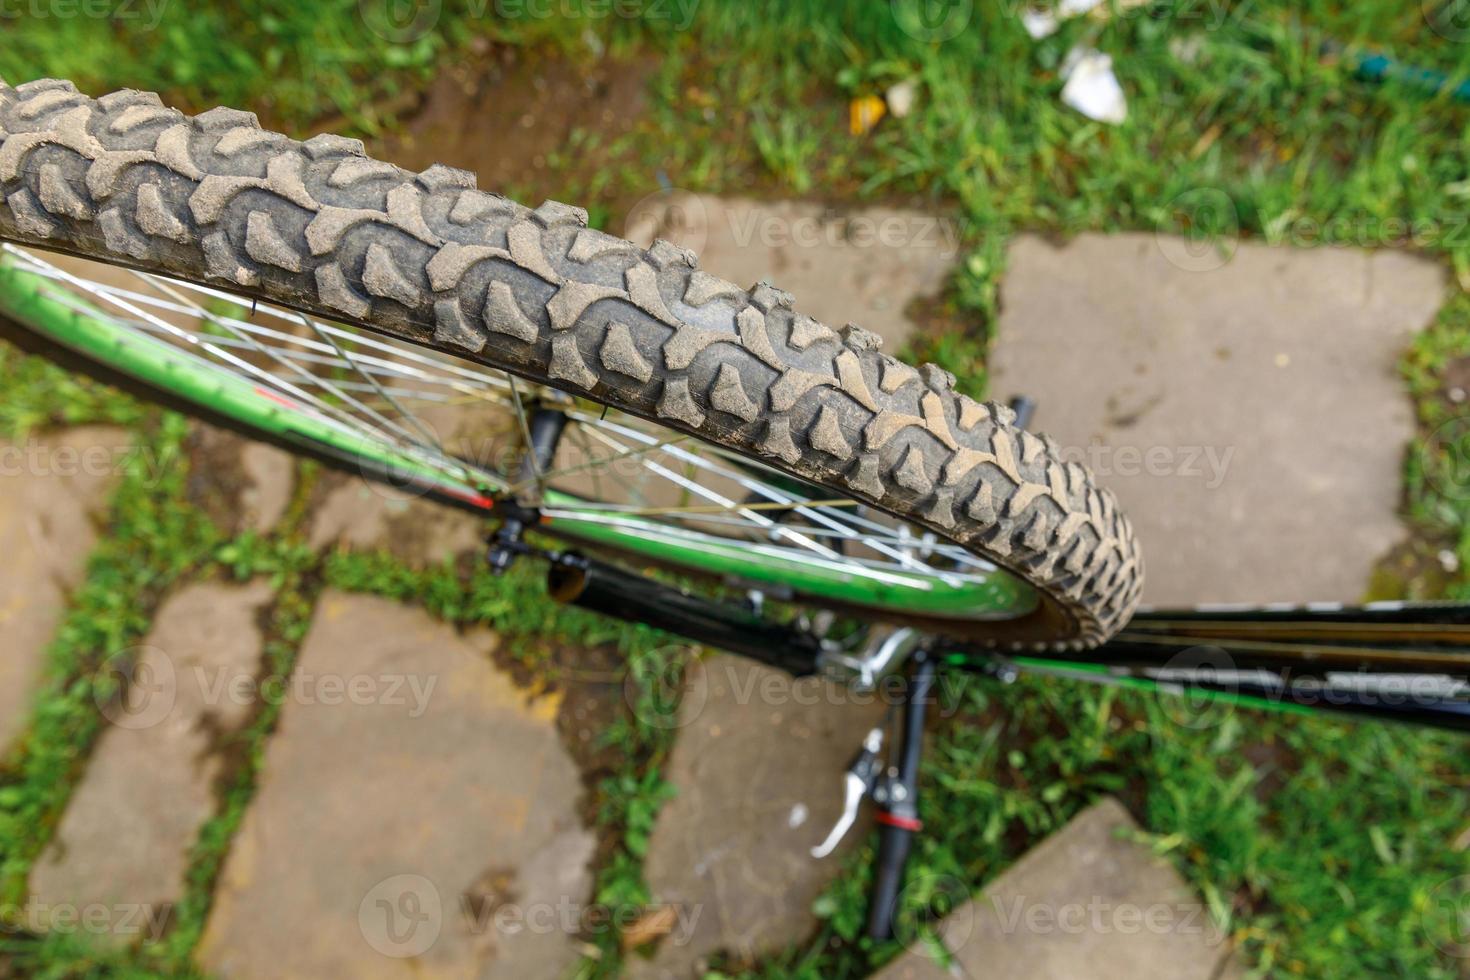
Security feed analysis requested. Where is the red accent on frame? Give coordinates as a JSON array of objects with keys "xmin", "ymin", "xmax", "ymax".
[{"xmin": 875, "ymin": 811, "xmax": 923, "ymax": 832}]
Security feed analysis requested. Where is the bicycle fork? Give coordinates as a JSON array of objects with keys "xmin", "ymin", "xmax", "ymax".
[{"xmin": 810, "ymin": 649, "xmax": 937, "ymax": 941}]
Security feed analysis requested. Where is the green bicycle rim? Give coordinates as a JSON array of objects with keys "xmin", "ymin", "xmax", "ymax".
[{"xmin": 0, "ymin": 251, "xmax": 1037, "ymax": 622}]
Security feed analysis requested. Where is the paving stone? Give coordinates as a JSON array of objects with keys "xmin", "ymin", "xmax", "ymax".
[
  {"xmin": 185, "ymin": 423, "xmax": 296, "ymax": 536},
  {"xmin": 875, "ymin": 798, "xmax": 1234, "ymax": 980},
  {"xmin": 628, "ymin": 655, "xmax": 888, "ymax": 979},
  {"xmin": 625, "ymin": 195, "xmax": 959, "ymax": 353},
  {"xmin": 197, "ymin": 591, "xmax": 594, "ymax": 979},
  {"xmin": 307, "ymin": 478, "xmax": 487, "ymax": 563},
  {"xmin": 0, "ymin": 426, "xmax": 131, "ymax": 751},
  {"xmin": 305, "ymin": 401, "xmax": 505, "ymax": 563},
  {"xmin": 990, "ymin": 233, "xmax": 1446, "ymax": 604},
  {"xmin": 868, "ymin": 957, "xmax": 957, "ymax": 980},
  {"xmin": 239, "ymin": 442, "xmax": 295, "ymax": 533},
  {"xmin": 27, "ymin": 580, "xmax": 275, "ymax": 943}
]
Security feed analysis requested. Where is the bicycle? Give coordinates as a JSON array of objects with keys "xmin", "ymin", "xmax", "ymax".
[{"xmin": 1, "ymin": 77, "xmax": 1466, "ymax": 942}]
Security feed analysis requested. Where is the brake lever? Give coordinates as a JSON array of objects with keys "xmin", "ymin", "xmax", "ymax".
[{"xmin": 810, "ymin": 726, "xmax": 885, "ymax": 859}]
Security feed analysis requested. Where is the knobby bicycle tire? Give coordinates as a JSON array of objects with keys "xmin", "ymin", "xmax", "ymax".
[{"xmin": 0, "ymin": 78, "xmax": 1142, "ymax": 649}]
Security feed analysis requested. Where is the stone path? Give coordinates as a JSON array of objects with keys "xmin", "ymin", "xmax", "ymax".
[
  {"xmin": 0, "ymin": 426, "xmax": 131, "ymax": 751},
  {"xmin": 185, "ymin": 424, "xmax": 296, "ymax": 537},
  {"xmin": 990, "ymin": 233, "xmax": 1446, "ymax": 605},
  {"xmin": 10, "ymin": 223, "xmax": 1451, "ymax": 977},
  {"xmin": 628, "ymin": 655, "xmax": 887, "ymax": 978},
  {"xmin": 872, "ymin": 798, "xmax": 1240, "ymax": 980},
  {"xmin": 198, "ymin": 592, "xmax": 594, "ymax": 979},
  {"xmin": 625, "ymin": 194, "xmax": 959, "ymax": 353},
  {"xmin": 307, "ymin": 477, "xmax": 486, "ymax": 564},
  {"xmin": 307, "ymin": 401, "xmax": 505, "ymax": 564},
  {"xmin": 29, "ymin": 581, "xmax": 275, "ymax": 943}
]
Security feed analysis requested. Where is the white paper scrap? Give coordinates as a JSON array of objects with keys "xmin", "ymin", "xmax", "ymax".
[{"xmin": 1060, "ymin": 46, "xmax": 1128, "ymax": 124}]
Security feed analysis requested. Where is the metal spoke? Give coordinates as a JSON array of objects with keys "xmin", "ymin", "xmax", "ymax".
[
  {"xmin": 567, "ymin": 412, "xmax": 976, "ymax": 581},
  {"xmin": 131, "ymin": 270, "xmax": 472, "ymax": 483},
  {"xmin": 3, "ymin": 244, "xmax": 1000, "ymax": 596},
  {"xmin": 505, "ymin": 373, "xmax": 542, "ymax": 496},
  {"xmin": 502, "ymin": 431, "xmax": 693, "ymax": 497},
  {"xmin": 16, "ymin": 256, "xmax": 517, "ymax": 399},
  {"xmin": 35, "ymin": 300, "xmax": 457, "ymax": 404},
  {"xmin": 556, "ymin": 498, "xmax": 860, "ymax": 517},
  {"xmin": 570, "ymin": 422, "xmax": 844, "ymax": 563},
  {"xmin": 293, "ymin": 308, "xmax": 445, "ymax": 455},
  {"xmin": 538, "ymin": 509, "xmax": 948, "ymax": 588},
  {"xmin": 20, "ymin": 256, "xmax": 484, "ymax": 488}
]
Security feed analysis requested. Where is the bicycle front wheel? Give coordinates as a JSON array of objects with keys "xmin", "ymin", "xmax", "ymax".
[{"xmin": 0, "ymin": 78, "xmax": 1143, "ymax": 650}]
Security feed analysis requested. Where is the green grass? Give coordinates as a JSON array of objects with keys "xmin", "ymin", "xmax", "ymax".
[
  {"xmin": 0, "ymin": 381, "xmax": 685, "ymax": 977},
  {"xmin": 729, "ymin": 677, "xmax": 1470, "ymax": 978},
  {"xmin": 0, "ymin": 412, "xmax": 216, "ymax": 906},
  {"xmin": 3, "ymin": 1, "xmax": 1470, "ymax": 977}
]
